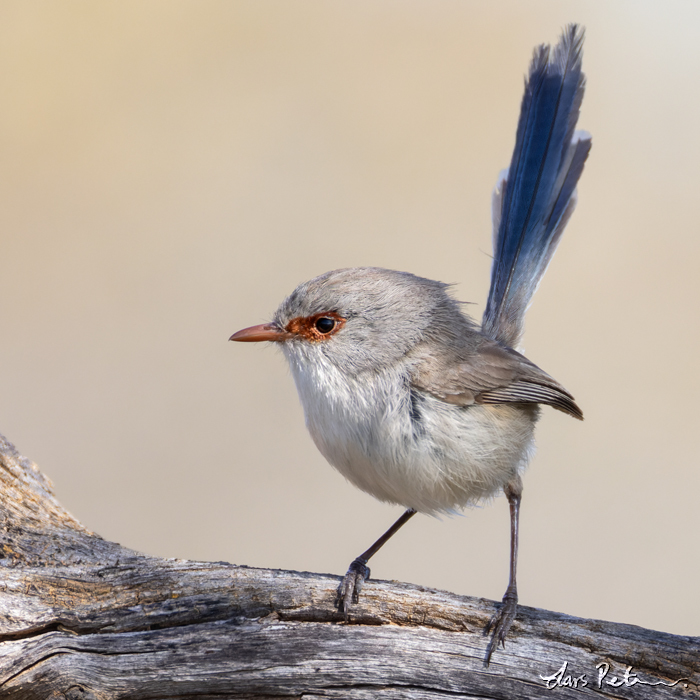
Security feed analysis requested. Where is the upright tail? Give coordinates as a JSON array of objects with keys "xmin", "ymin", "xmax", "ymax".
[{"xmin": 482, "ymin": 25, "xmax": 591, "ymax": 348}]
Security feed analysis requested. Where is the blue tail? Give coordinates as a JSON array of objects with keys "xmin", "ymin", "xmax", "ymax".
[{"xmin": 482, "ymin": 25, "xmax": 591, "ymax": 347}]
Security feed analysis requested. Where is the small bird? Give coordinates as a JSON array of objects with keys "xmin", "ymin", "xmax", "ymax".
[{"xmin": 231, "ymin": 25, "xmax": 590, "ymax": 663}]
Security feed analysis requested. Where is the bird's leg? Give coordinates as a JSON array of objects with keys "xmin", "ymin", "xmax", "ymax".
[
  {"xmin": 485, "ymin": 476, "xmax": 522, "ymax": 664},
  {"xmin": 337, "ymin": 508, "xmax": 416, "ymax": 618}
]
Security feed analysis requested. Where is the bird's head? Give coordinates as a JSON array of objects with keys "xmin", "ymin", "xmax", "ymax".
[{"xmin": 230, "ymin": 267, "xmax": 474, "ymax": 374}]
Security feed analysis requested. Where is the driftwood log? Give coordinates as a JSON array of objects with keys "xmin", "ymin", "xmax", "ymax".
[{"xmin": 0, "ymin": 432, "xmax": 697, "ymax": 699}]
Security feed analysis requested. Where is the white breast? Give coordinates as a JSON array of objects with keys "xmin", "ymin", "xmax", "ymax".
[{"xmin": 282, "ymin": 344, "xmax": 537, "ymax": 515}]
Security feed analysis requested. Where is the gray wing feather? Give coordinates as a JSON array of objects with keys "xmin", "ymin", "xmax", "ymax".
[
  {"xmin": 409, "ymin": 338, "xmax": 583, "ymax": 419},
  {"xmin": 477, "ymin": 381, "xmax": 583, "ymax": 419}
]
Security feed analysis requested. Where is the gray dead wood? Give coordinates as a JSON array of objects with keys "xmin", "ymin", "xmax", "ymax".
[{"xmin": 0, "ymin": 433, "xmax": 697, "ymax": 699}]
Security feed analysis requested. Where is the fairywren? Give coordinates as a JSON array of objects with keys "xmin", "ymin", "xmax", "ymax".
[{"xmin": 231, "ymin": 25, "xmax": 590, "ymax": 663}]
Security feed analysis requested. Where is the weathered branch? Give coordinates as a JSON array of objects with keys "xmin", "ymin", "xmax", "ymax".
[{"xmin": 0, "ymin": 433, "xmax": 698, "ymax": 699}]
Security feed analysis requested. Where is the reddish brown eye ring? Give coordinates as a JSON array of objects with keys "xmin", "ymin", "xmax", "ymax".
[{"xmin": 315, "ymin": 317, "xmax": 336, "ymax": 334}]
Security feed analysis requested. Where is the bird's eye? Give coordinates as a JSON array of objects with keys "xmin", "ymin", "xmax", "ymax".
[{"xmin": 315, "ymin": 317, "xmax": 336, "ymax": 334}]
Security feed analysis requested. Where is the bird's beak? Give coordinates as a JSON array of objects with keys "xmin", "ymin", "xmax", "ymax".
[{"xmin": 229, "ymin": 323, "xmax": 292, "ymax": 343}]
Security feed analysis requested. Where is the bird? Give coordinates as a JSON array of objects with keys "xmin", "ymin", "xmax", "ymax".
[{"xmin": 230, "ymin": 24, "xmax": 591, "ymax": 663}]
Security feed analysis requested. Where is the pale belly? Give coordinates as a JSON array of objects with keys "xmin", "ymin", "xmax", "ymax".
[{"xmin": 287, "ymin": 353, "xmax": 538, "ymax": 515}]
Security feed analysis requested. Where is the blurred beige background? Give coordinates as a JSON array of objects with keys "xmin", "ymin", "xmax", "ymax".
[{"xmin": 1, "ymin": 1, "xmax": 698, "ymax": 638}]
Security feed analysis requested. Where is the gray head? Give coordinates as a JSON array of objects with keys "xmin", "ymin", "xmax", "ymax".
[{"xmin": 231, "ymin": 267, "xmax": 477, "ymax": 375}]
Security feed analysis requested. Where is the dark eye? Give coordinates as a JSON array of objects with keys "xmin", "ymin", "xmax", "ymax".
[{"xmin": 315, "ymin": 317, "xmax": 336, "ymax": 334}]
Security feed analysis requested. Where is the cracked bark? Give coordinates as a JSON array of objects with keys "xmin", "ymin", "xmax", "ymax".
[{"xmin": 0, "ymin": 432, "xmax": 698, "ymax": 699}]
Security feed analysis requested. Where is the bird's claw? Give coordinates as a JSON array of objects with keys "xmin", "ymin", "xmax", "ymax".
[
  {"xmin": 336, "ymin": 557, "xmax": 370, "ymax": 618},
  {"xmin": 484, "ymin": 589, "xmax": 518, "ymax": 665}
]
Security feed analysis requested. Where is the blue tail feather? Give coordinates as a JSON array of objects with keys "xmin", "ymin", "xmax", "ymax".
[{"xmin": 483, "ymin": 25, "xmax": 591, "ymax": 347}]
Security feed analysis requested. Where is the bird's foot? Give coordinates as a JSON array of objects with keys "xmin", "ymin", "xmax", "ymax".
[
  {"xmin": 336, "ymin": 557, "xmax": 370, "ymax": 619},
  {"xmin": 484, "ymin": 587, "xmax": 518, "ymax": 665}
]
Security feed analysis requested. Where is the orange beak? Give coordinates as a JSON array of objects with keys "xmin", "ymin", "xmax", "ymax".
[{"xmin": 229, "ymin": 323, "xmax": 292, "ymax": 343}]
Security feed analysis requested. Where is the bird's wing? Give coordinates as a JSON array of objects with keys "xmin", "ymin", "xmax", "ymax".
[{"xmin": 409, "ymin": 340, "xmax": 583, "ymax": 419}]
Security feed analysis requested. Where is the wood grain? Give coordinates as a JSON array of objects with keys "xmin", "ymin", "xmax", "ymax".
[{"xmin": 1, "ymin": 433, "xmax": 697, "ymax": 699}]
